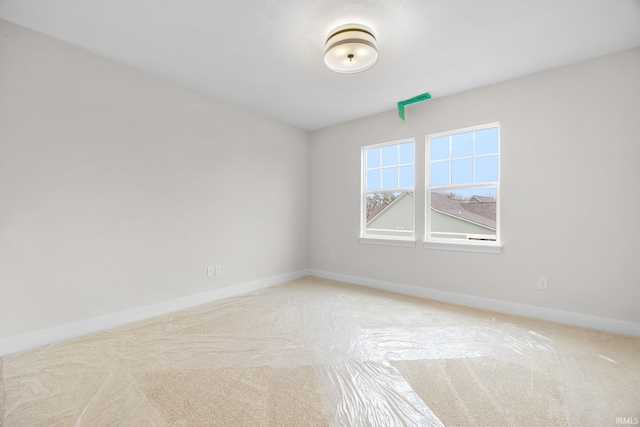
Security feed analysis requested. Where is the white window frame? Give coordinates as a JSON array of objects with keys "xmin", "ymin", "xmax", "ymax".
[
  {"xmin": 360, "ymin": 138, "xmax": 416, "ymax": 247},
  {"xmin": 424, "ymin": 123, "xmax": 502, "ymax": 254}
]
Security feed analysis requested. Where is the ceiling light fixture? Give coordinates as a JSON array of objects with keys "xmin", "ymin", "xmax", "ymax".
[{"xmin": 324, "ymin": 24, "xmax": 378, "ymax": 74}]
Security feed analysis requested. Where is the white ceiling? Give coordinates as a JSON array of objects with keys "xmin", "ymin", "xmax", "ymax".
[{"xmin": 1, "ymin": 0, "xmax": 639, "ymax": 130}]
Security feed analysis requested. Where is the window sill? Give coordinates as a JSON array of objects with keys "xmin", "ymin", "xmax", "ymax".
[
  {"xmin": 359, "ymin": 237, "xmax": 416, "ymax": 248},
  {"xmin": 423, "ymin": 240, "xmax": 502, "ymax": 254}
]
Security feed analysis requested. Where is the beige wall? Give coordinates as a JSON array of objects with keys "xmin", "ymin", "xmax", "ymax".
[
  {"xmin": 0, "ymin": 20, "xmax": 309, "ymax": 339},
  {"xmin": 2, "ymin": 17, "xmax": 639, "ymax": 340},
  {"xmin": 310, "ymin": 47, "xmax": 640, "ymax": 324}
]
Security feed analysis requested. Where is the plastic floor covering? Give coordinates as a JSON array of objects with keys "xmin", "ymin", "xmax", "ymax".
[{"xmin": 1, "ymin": 276, "xmax": 639, "ymax": 426}]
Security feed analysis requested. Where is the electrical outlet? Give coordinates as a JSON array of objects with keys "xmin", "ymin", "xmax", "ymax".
[
  {"xmin": 538, "ymin": 278, "xmax": 548, "ymax": 290},
  {"xmin": 207, "ymin": 266, "xmax": 214, "ymax": 277},
  {"xmin": 331, "ymin": 254, "xmax": 336, "ymax": 262},
  {"xmin": 214, "ymin": 265, "xmax": 221, "ymax": 276}
]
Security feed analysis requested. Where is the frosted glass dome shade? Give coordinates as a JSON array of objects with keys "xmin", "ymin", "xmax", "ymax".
[{"xmin": 324, "ymin": 24, "xmax": 378, "ymax": 74}]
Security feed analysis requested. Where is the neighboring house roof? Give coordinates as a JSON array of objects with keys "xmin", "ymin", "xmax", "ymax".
[
  {"xmin": 470, "ymin": 195, "xmax": 494, "ymax": 203},
  {"xmin": 366, "ymin": 191, "xmax": 496, "ymax": 229},
  {"xmin": 430, "ymin": 192, "xmax": 496, "ymax": 230},
  {"xmin": 366, "ymin": 192, "xmax": 411, "ymax": 223}
]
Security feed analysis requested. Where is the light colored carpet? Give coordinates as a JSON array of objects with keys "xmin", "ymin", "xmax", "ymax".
[
  {"xmin": 135, "ymin": 366, "xmax": 326, "ymax": 426},
  {"xmin": 1, "ymin": 277, "xmax": 639, "ymax": 426},
  {"xmin": 392, "ymin": 357, "xmax": 567, "ymax": 426}
]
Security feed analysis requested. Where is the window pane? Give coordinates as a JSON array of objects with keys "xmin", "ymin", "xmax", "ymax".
[
  {"xmin": 366, "ymin": 169, "xmax": 381, "ymax": 191},
  {"xmin": 366, "ymin": 192, "xmax": 399, "ymax": 222},
  {"xmin": 366, "ymin": 191, "xmax": 413, "ymax": 238},
  {"xmin": 475, "ymin": 155, "xmax": 499, "ymax": 182},
  {"xmin": 399, "ymin": 165, "xmax": 414, "ymax": 188},
  {"xmin": 475, "ymin": 128, "xmax": 499, "ymax": 155},
  {"xmin": 430, "ymin": 161, "xmax": 449, "ymax": 185},
  {"xmin": 452, "ymin": 132, "xmax": 473, "ymax": 158},
  {"xmin": 399, "ymin": 142, "xmax": 414, "ymax": 165},
  {"xmin": 451, "ymin": 158, "xmax": 472, "ymax": 184},
  {"xmin": 433, "ymin": 187, "xmax": 497, "ymax": 200},
  {"xmin": 366, "ymin": 147, "xmax": 380, "ymax": 168},
  {"xmin": 429, "ymin": 188, "xmax": 496, "ymax": 241},
  {"xmin": 427, "ymin": 125, "xmax": 499, "ymax": 245},
  {"xmin": 382, "ymin": 145, "xmax": 398, "ymax": 167},
  {"xmin": 382, "ymin": 167, "xmax": 398, "ymax": 189},
  {"xmin": 431, "ymin": 136, "xmax": 450, "ymax": 161}
]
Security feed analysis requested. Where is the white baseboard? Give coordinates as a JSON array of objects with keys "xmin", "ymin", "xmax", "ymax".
[
  {"xmin": 3, "ymin": 269, "xmax": 637, "ymax": 357},
  {"xmin": 308, "ymin": 269, "xmax": 640, "ymax": 338},
  {"xmin": 0, "ymin": 270, "xmax": 310, "ymax": 357}
]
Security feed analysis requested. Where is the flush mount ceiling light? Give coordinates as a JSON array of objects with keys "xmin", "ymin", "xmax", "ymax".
[{"xmin": 324, "ymin": 24, "xmax": 378, "ymax": 74}]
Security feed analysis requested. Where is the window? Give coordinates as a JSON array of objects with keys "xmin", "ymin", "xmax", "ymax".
[
  {"xmin": 426, "ymin": 123, "xmax": 500, "ymax": 250},
  {"xmin": 361, "ymin": 139, "xmax": 415, "ymax": 241}
]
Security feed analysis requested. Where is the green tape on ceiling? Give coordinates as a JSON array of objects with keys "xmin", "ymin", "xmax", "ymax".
[{"xmin": 397, "ymin": 92, "xmax": 432, "ymax": 120}]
